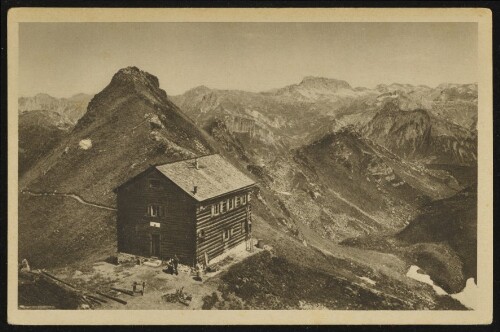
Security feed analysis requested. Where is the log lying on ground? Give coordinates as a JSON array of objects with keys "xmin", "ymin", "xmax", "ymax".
[
  {"xmin": 40, "ymin": 271, "xmax": 111, "ymax": 308},
  {"xmin": 85, "ymin": 294, "xmax": 108, "ymax": 303},
  {"xmin": 37, "ymin": 271, "xmax": 96, "ymax": 308},
  {"xmin": 83, "ymin": 296, "xmax": 102, "ymax": 306},
  {"xmin": 110, "ymin": 287, "xmax": 134, "ymax": 296},
  {"xmin": 96, "ymin": 291, "xmax": 127, "ymax": 305},
  {"xmin": 40, "ymin": 270, "xmax": 78, "ymax": 289}
]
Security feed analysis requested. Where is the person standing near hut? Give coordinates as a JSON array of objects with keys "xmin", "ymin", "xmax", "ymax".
[
  {"xmin": 132, "ymin": 281, "xmax": 137, "ymax": 293},
  {"xmin": 173, "ymin": 255, "xmax": 179, "ymax": 275}
]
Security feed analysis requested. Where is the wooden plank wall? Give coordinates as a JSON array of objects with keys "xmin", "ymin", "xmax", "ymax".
[
  {"xmin": 116, "ymin": 169, "xmax": 197, "ymax": 265},
  {"xmin": 195, "ymin": 190, "xmax": 251, "ymax": 263}
]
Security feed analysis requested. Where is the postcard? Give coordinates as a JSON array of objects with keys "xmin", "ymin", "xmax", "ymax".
[{"xmin": 7, "ymin": 7, "xmax": 493, "ymax": 325}]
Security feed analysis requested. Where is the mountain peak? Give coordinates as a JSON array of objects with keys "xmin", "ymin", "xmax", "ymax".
[
  {"xmin": 299, "ymin": 76, "xmax": 351, "ymax": 89},
  {"xmin": 103, "ymin": 66, "xmax": 169, "ymax": 103},
  {"xmin": 75, "ymin": 66, "xmax": 170, "ymax": 130},
  {"xmin": 110, "ymin": 66, "xmax": 161, "ymax": 90}
]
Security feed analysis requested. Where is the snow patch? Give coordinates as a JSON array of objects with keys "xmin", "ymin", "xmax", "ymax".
[
  {"xmin": 406, "ymin": 265, "xmax": 478, "ymax": 310},
  {"xmin": 406, "ymin": 265, "xmax": 447, "ymax": 295},
  {"xmin": 78, "ymin": 139, "xmax": 92, "ymax": 150},
  {"xmin": 451, "ymin": 278, "xmax": 478, "ymax": 310}
]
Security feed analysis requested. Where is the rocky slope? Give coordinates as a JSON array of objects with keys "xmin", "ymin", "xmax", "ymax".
[
  {"xmin": 362, "ymin": 101, "xmax": 477, "ymax": 166},
  {"xmin": 170, "ymin": 77, "xmax": 477, "ymax": 302},
  {"xmin": 171, "ymin": 78, "xmax": 476, "ymax": 245}
]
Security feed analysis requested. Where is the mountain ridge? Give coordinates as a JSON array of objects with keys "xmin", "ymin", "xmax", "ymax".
[{"xmin": 19, "ymin": 66, "xmax": 217, "ymax": 268}]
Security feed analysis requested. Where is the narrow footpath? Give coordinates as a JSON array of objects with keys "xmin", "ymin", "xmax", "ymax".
[{"xmin": 21, "ymin": 190, "xmax": 117, "ymax": 211}]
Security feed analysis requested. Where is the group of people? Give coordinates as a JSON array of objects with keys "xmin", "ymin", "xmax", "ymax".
[
  {"xmin": 161, "ymin": 254, "xmax": 207, "ymax": 281},
  {"xmin": 163, "ymin": 255, "xmax": 180, "ymax": 275}
]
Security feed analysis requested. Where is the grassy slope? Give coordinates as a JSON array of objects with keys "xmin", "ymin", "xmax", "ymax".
[
  {"xmin": 18, "ymin": 195, "xmax": 115, "ymax": 269},
  {"xmin": 19, "ymin": 110, "xmax": 69, "ymax": 175}
]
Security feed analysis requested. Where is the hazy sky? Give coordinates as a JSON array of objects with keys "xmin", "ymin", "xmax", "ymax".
[{"xmin": 19, "ymin": 22, "xmax": 477, "ymax": 98}]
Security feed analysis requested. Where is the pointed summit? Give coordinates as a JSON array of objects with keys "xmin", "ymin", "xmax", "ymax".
[
  {"xmin": 110, "ymin": 66, "xmax": 161, "ymax": 90},
  {"xmin": 106, "ymin": 66, "xmax": 168, "ymax": 102},
  {"xmin": 77, "ymin": 66, "xmax": 170, "ymax": 129}
]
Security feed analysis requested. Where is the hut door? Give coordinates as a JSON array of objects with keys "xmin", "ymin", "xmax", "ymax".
[{"xmin": 151, "ymin": 234, "xmax": 160, "ymax": 257}]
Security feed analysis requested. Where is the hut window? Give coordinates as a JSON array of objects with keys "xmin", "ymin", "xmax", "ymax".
[
  {"xmin": 235, "ymin": 196, "xmax": 240, "ymax": 207},
  {"xmin": 212, "ymin": 203, "xmax": 220, "ymax": 216},
  {"xmin": 148, "ymin": 204, "xmax": 162, "ymax": 217},
  {"xmin": 149, "ymin": 179, "xmax": 161, "ymax": 189},
  {"xmin": 198, "ymin": 230, "xmax": 206, "ymax": 242},
  {"xmin": 228, "ymin": 198, "xmax": 234, "ymax": 210},
  {"xmin": 223, "ymin": 229, "xmax": 230, "ymax": 241},
  {"xmin": 221, "ymin": 200, "xmax": 227, "ymax": 213},
  {"xmin": 241, "ymin": 194, "xmax": 247, "ymax": 205}
]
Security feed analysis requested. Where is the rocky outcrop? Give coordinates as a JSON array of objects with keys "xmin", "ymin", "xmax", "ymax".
[
  {"xmin": 363, "ymin": 102, "xmax": 432, "ymax": 158},
  {"xmin": 362, "ymin": 101, "xmax": 476, "ymax": 166},
  {"xmin": 227, "ymin": 116, "xmax": 256, "ymax": 136}
]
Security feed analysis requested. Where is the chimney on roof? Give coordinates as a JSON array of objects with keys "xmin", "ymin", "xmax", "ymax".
[
  {"xmin": 195, "ymin": 158, "xmax": 199, "ymax": 170},
  {"xmin": 193, "ymin": 186, "xmax": 198, "ymax": 195}
]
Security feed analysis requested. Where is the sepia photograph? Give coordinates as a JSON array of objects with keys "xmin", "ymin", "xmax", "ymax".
[{"xmin": 7, "ymin": 8, "xmax": 493, "ymax": 325}]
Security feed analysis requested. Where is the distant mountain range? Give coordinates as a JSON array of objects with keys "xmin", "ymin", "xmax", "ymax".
[
  {"xmin": 18, "ymin": 68, "xmax": 477, "ymax": 308},
  {"xmin": 19, "ymin": 93, "xmax": 93, "ymax": 125},
  {"xmin": 172, "ymin": 77, "xmax": 477, "ymax": 161}
]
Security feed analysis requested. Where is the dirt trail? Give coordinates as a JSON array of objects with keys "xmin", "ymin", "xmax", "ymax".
[{"xmin": 21, "ymin": 190, "xmax": 117, "ymax": 211}]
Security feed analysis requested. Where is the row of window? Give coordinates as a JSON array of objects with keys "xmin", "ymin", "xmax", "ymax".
[
  {"xmin": 198, "ymin": 221, "xmax": 248, "ymax": 243},
  {"xmin": 211, "ymin": 194, "xmax": 249, "ymax": 216},
  {"xmin": 147, "ymin": 193, "xmax": 250, "ymax": 218}
]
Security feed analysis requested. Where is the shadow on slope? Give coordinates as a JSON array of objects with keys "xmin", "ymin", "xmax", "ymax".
[{"xmin": 342, "ymin": 186, "xmax": 476, "ymax": 294}]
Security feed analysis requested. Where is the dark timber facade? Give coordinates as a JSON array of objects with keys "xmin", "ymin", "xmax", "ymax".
[{"xmin": 115, "ymin": 154, "xmax": 255, "ymax": 266}]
